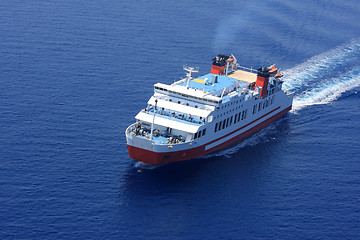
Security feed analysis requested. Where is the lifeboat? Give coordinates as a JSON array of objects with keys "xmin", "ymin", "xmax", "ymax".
[{"xmin": 268, "ymin": 65, "xmax": 278, "ymax": 75}]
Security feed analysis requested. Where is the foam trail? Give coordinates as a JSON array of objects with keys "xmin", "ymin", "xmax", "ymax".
[
  {"xmin": 283, "ymin": 39, "xmax": 360, "ymax": 92},
  {"xmin": 292, "ymin": 66, "xmax": 360, "ymax": 111},
  {"xmin": 134, "ymin": 161, "xmax": 163, "ymax": 170}
]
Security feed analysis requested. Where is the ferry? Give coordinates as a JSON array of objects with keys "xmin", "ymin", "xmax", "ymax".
[{"xmin": 126, "ymin": 54, "xmax": 293, "ymax": 165}]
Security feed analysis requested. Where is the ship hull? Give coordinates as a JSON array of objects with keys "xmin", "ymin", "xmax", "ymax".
[{"xmin": 127, "ymin": 105, "xmax": 292, "ymax": 165}]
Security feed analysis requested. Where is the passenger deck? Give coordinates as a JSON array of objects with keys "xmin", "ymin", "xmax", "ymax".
[
  {"xmin": 228, "ymin": 69, "xmax": 257, "ymax": 83},
  {"xmin": 176, "ymin": 73, "xmax": 249, "ymax": 93}
]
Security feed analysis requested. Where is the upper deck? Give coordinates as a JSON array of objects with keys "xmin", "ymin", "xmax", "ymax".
[
  {"xmin": 228, "ymin": 69, "xmax": 258, "ymax": 83},
  {"xmin": 155, "ymin": 68, "xmax": 257, "ymax": 102},
  {"xmin": 175, "ymin": 72, "xmax": 249, "ymax": 94}
]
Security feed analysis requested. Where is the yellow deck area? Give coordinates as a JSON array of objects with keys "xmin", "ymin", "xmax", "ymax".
[
  {"xmin": 193, "ymin": 78, "xmax": 205, "ymax": 83},
  {"xmin": 228, "ymin": 70, "xmax": 257, "ymax": 83}
]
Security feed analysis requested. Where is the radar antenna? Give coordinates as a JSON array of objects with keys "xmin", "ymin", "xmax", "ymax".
[{"xmin": 183, "ymin": 66, "xmax": 199, "ymax": 89}]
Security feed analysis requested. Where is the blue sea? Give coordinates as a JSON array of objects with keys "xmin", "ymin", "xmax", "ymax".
[{"xmin": 1, "ymin": 0, "xmax": 360, "ymax": 239}]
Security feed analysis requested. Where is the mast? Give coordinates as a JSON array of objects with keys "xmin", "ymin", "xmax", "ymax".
[
  {"xmin": 184, "ymin": 66, "xmax": 199, "ymax": 89},
  {"xmin": 150, "ymin": 99, "xmax": 158, "ymax": 140}
]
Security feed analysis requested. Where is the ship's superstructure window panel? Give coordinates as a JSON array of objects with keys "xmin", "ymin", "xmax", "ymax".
[
  {"xmin": 271, "ymin": 96, "xmax": 275, "ymax": 104},
  {"xmin": 154, "ymin": 85, "xmax": 221, "ymax": 104},
  {"xmin": 194, "ymin": 128, "xmax": 206, "ymax": 139}
]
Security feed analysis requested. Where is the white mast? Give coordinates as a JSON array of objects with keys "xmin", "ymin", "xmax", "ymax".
[
  {"xmin": 184, "ymin": 66, "xmax": 199, "ymax": 89},
  {"xmin": 150, "ymin": 99, "xmax": 158, "ymax": 140}
]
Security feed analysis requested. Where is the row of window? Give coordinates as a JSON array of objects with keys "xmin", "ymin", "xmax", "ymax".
[
  {"xmin": 220, "ymin": 98, "xmax": 243, "ymax": 109},
  {"xmin": 194, "ymin": 128, "xmax": 206, "ymax": 139},
  {"xmin": 253, "ymin": 96, "xmax": 275, "ymax": 114},
  {"xmin": 155, "ymin": 86, "xmax": 220, "ymax": 104},
  {"xmin": 214, "ymin": 103, "xmax": 245, "ymax": 120},
  {"xmin": 214, "ymin": 109, "xmax": 248, "ymax": 132},
  {"xmin": 168, "ymin": 99, "xmax": 200, "ymax": 108}
]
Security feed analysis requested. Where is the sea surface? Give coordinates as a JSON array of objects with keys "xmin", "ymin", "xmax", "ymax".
[{"xmin": 1, "ymin": 0, "xmax": 360, "ymax": 239}]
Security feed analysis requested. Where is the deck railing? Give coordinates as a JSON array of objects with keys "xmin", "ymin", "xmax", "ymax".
[
  {"xmin": 126, "ymin": 123, "xmax": 187, "ymax": 145},
  {"xmin": 237, "ymin": 65, "xmax": 258, "ymax": 74},
  {"xmin": 143, "ymin": 108, "xmax": 205, "ymax": 125}
]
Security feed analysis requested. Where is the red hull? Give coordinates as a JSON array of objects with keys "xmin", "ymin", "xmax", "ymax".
[{"xmin": 128, "ymin": 106, "xmax": 292, "ymax": 165}]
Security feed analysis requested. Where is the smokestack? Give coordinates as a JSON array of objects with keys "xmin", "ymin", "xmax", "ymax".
[{"xmin": 256, "ymin": 67, "xmax": 270, "ymax": 99}]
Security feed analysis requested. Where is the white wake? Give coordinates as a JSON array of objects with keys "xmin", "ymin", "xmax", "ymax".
[
  {"xmin": 283, "ymin": 39, "xmax": 360, "ymax": 112},
  {"xmin": 291, "ymin": 66, "xmax": 360, "ymax": 111}
]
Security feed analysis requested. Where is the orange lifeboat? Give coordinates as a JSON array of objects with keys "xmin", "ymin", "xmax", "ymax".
[
  {"xmin": 275, "ymin": 73, "xmax": 283, "ymax": 78},
  {"xmin": 268, "ymin": 65, "xmax": 278, "ymax": 75}
]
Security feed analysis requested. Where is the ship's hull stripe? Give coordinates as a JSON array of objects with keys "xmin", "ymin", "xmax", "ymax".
[
  {"xmin": 127, "ymin": 106, "xmax": 291, "ymax": 165},
  {"xmin": 205, "ymin": 106, "xmax": 280, "ymax": 149}
]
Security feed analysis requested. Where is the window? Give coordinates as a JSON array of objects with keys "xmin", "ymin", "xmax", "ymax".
[
  {"xmin": 222, "ymin": 120, "xmax": 226, "ymax": 129},
  {"xmin": 226, "ymin": 118, "xmax": 229, "ymax": 128},
  {"xmin": 194, "ymin": 132, "xmax": 198, "ymax": 139},
  {"xmin": 198, "ymin": 131, "xmax": 202, "ymax": 138},
  {"xmin": 186, "ymin": 103, "xmax": 189, "ymax": 106},
  {"xmin": 178, "ymin": 101, "xmax": 181, "ymax": 104},
  {"xmin": 215, "ymin": 123, "xmax": 218, "ymax": 132},
  {"xmin": 230, "ymin": 116, "xmax": 233, "ymax": 125},
  {"xmin": 241, "ymin": 110, "xmax": 245, "ymax": 120},
  {"xmin": 218, "ymin": 121, "xmax": 222, "ymax": 131},
  {"xmin": 202, "ymin": 129, "xmax": 206, "ymax": 136},
  {"xmin": 258, "ymin": 103, "xmax": 261, "ymax": 111}
]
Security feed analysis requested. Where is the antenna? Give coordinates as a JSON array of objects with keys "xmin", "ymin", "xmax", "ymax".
[
  {"xmin": 183, "ymin": 66, "xmax": 199, "ymax": 88},
  {"xmin": 231, "ymin": 54, "xmax": 237, "ymax": 66}
]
